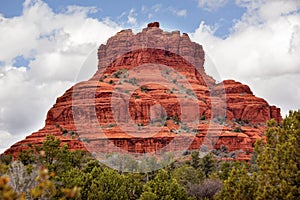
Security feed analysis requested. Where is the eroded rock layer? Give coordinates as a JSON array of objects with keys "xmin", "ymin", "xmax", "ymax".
[{"xmin": 3, "ymin": 22, "xmax": 282, "ymax": 160}]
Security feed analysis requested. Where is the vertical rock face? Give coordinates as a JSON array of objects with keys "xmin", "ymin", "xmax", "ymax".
[
  {"xmin": 96, "ymin": 22, "xmax": 211, "ymax": 83},
  {"xmin": 212, "ymin": 80, "xmax": 282, "ymax": 123},
  {"xmin": 3, "ymin": 22, "xmax": 282, "ymax": 160}
]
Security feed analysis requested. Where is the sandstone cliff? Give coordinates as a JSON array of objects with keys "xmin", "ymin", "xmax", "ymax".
[{"xmin": 3, "ymin": 22, "xmax": 282, "ymax": 161}]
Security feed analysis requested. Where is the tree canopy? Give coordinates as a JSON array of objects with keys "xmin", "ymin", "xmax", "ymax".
[{"xmin": 1, "ymin": 110, "xmax": 299, "ymax": 199}]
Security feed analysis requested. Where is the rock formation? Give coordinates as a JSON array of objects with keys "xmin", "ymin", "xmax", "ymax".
[{"xmin": 3, "ymin": 22, "xmax": 282, "ymax": 161}]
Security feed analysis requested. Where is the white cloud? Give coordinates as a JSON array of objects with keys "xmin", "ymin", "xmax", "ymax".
[
  {"xmin": 141, "ymin": 5, "xmax": 146, "ymax": 13},
  {"xmin": 146, "ymin": 4, "xmax": 162, "ymax": 19},
  {"xmin": 1, "ymin": 0, "xmax": 299, "ymax": 154},
  {"xmin": 151, "ymin": 4, "xmax": 162, "ymax": 13},
  {"xmin": 0, "ymin": 0, "xmax": 121, "ymax": 153},
  {"xmin": 178, "ymin": 9, "xmax": 187, "ymax": 17},
  {"xmin": 0, "ymin": 130, "xmax": 22, "ymax": 154},
  {"xmin": 170, "ymin": 8, "xmax": 187, "ymax": 17},
  {"xmin": 127, "ymin": 8, "xmax": 137, "ymax": 25},
  {"xmin": 197, "ymin": 0, "xmax": 228, "ymax": 11},
  {"xmin": 191, "ymin": 0, "xmax": 300, "ymax": 116}
]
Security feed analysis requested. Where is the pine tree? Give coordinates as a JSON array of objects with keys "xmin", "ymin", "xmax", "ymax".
[
  {"xmin": 217, "ymin": 110, "xmax": 300, "ymax": 200},
  {"xmin": 139, "ymin": 169, "xmax": 189, "ymax": 200},
  {"xmin": 255, "ymin": 111, "xmax": 300, "ymax": 199}
]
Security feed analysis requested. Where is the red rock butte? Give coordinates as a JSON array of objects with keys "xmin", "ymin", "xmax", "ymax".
[{"xmin": 3, "ymin": 22, "xmax": 282, "ymax": 161}]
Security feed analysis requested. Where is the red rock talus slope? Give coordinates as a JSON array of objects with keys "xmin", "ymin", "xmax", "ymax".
[{"xmin": 4, "ymin": 22, "xmax": 282, "ymax": 160}]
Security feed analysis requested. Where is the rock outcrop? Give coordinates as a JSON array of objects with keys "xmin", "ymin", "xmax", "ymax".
[{"xmin": 3, "ymin": 22, "xmax": 282, "ymax": 161}]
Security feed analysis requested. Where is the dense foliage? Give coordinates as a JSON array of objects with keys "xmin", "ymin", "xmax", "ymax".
[
  {"xmin": 0, "ymin": 110, "xmax": 299, "ymax": 199},
  {"xmin": 216, "ymin": 110, "xmax": 300, "ymax": 200}
]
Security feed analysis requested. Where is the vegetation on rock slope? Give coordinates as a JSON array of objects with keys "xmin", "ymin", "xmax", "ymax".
[{"xmin": 1, "ymin": 110, "xmax": 299, "ymax": 200}]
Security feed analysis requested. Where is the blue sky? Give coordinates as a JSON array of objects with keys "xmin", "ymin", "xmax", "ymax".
[
  {"xmin": 0, "ymin": 0, "xmax": 300, "ymax": 153},
  {"xmin": 0, "ymin": 0, "xmax": 246, "ymax": 68},
  {"xmin": 0, "ymin": 0, "xmax": 246, "ymax": 37}
]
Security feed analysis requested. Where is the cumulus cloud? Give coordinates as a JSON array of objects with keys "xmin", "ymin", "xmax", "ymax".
[
  {"xmin": 197, "ymin": 0, "xmax": 228, "ymax": 11},
  {"xmin": 0, "ymin": 130, "xmax": 22, "ymax": 154},
  {"xmin": 0, "ymin": 0, "xmax": 121, "ymax": 153},
  {"xmin": 191, "ymin": 0, "xmax": 300, "ymax": 116}
]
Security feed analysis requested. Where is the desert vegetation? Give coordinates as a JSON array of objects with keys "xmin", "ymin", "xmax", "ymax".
[{"xmin": 1, "ymin": 110, "xmax": 299, "ymax": 199}]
